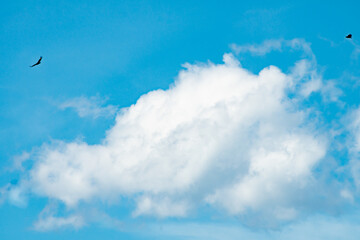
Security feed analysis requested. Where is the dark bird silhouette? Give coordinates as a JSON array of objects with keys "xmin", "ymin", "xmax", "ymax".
[
  {"xmin": 346, "ymin": 34, "xmax": 352, "ymax": 39},
  {"xmin": 30, "ymin": 56, "xmax": 42, "ymax": 67}
]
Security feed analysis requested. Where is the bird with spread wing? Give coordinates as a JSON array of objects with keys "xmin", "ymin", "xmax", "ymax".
[{"xmin": 30, "ymin": 56, "xmax": 42, "ymax": 67}]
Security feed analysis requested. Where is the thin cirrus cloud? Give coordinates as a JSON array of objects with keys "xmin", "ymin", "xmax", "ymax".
[
  {"xmin": 33, "ymin": 203, "xmax": 85, "ymax": 231},
  {"xmin": 9, "ymin": 38, "xmax": 355, "ymax": 230},
  {"xmin": 59, "ymin": 95, "xmax": 118, "ymax": 119},
  {"xmin": 230, "ymin": 38, "xmax": 314, "ymax": 57},
  {"xmin": 33, "ymin": 214, "xmax": 85, "ymax": 232},
  {"xmin": 348, "ymin": 107, "xmax": 360, "ymax": 188},
  {"xmin": 146, "ymin": 214, "xmax": 360, "ymax": 240}
]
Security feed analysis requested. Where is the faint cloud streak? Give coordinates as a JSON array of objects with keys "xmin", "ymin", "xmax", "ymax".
[{"xmin": 59, "ymin": 95, "xmax": 118, "ymax": 119}]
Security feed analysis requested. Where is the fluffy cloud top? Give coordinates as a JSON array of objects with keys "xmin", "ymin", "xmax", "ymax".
[{"xmin": 12, "ymin": 40, "xmax": 348, "ymax": 229}]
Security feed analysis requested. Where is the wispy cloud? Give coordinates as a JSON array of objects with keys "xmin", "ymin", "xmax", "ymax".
[
  {"xmin": 33, "ymin": 215, "xmax": 85, "ymax": 231},
  {"xmin": 230, "ymin": 38, "xmax": 314, "ymax": 58},
  {"xmin": 33, "ymin": 203, "xmax": 85, "ymax": 231},
  {"xmin": 232, "ymin": 38, "xmax": 342, "ymax": 101},
  {"xmin": 133, "ymin": 196, "xmax": 189, "ymax": 218},
  {"xmin": 146, "ymin": 213, "xmax": 360, "ymax": 240},
  {"xmin": 11, "ymin": 152, "xmax": 30, "ymax": 171},
  {"xmin": 347, "ymin": 107, "xmax": 360, "ymax": 190},
  {"xmin": 230, "ymin": 39, "xmax": 283, "ymax": 56},
  {"xmin": 59, "ymin": 95, "xmax": 118, "ymax": 119},
  {"xmin": 350, "ymin": 41, "xmax": 360, "ymax": 60},
  {"xmin": 318, "ymin": 35, "xmax": 339, "ymax": 47}
]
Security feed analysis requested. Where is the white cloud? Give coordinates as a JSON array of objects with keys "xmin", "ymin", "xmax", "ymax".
[
  {"xmin": 8, "ymin": 186, "xmax": 27, "ymax": 207},
  {"xmin": 348, "ymin": 107, "xmax": 360, "ymax": 188},
  {"xmin": 13, "ymin": 40, "xmax": 345, "ymax": 228},
  {"xmin": 350, "ymin": 108, "xmax": 360, "ymax": 153},
  {"xmin": 340, "ymin": 189, "xmax": 354, "ymax": 203},
  {"xmin": 33, "ymin": 215, "xmax": 85, "ymax": 231},
  {"xmin": 33, "ymin": 203, "xmax": 85, "ymax": 231},
  {"xmin": 12, "ymin": 152, "xmax": 30, "ymax": 171},
  {"xmin": 230, "ymin": 39, "xmax": 283, "ymax": 56},
  {"xmin": 147, "ymin": 213, "xmax": 360, "ymax": 240},
  {"xmin": 230, "ymin": 38, "xmax": 314, "ymax": 58},
  {"xmin": 133, "ymin": 196, "xmax": 189, "ymax": 218},
  {"xmin": 206, "ymin": 134, "xmax": 325, "ymax": 219},
  {"xmin": 0, "ymin": 184, "xmax": 10, "ymax": 205},
  {"xmin": 232, "ymin": 38, "xmax": 342, "ymax": 102},
  {"xmin": 59, "ymin": 95, "xmax": 118, "ymax": 119},
  {"xmin": 231, "ymin": 38, "xmax": 341, "ymax": 102}
]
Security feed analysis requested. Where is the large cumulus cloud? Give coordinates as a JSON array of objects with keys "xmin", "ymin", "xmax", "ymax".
[{"xmin": 11, "ymin": 40, "xmax": 349, "ymax": 228}]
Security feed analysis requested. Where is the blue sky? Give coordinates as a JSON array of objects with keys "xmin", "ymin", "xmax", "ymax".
[{"xmin": 1, "ymin": 0, "xmax": 360, "ymax": 239}]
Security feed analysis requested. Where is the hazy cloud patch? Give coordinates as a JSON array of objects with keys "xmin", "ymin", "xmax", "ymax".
[{"xmin": 59, "ymin": 95, "xmax": 118, "ymax": 119}]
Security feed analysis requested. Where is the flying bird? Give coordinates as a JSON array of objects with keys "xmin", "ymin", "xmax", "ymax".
[
  {"xmin": 346, "ymin": 34, "xmax": 352, "ymax": 39},
  {"xmin": 30, "ymin": 56, "xmax": 42, "ymax": 67}
]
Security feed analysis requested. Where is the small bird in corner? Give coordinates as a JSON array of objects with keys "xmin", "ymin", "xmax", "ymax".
[
  {"xmin": 346, "ymin": 34, "xmax": 352, "ymax": 39},
  {"xmin": 30, "ymin": 56, "xmax": 42, "ymax": 67}
]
